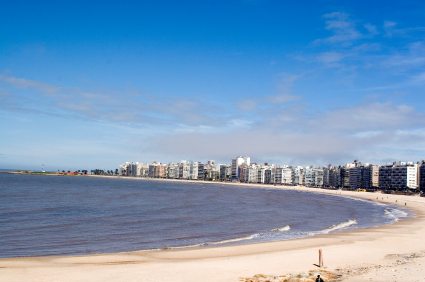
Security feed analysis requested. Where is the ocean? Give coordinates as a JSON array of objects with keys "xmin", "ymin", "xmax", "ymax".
[{"xmin": 0, "ymin": 173, "xmax": 409, "ymax": 258}]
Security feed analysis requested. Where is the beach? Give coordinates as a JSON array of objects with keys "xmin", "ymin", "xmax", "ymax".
[{"xmin": 1, "ymin": 181, "xmax": 424, "ymax": 281}]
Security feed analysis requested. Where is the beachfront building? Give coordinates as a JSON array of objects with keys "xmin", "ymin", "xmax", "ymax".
[
  {"xmin": 205, "ymin": 169, "xmax": 220, "ymax": 181},
  {"xmin": 147, "ymin": 162, "xmax": 166, "ymax": 178},
  {"xmin": 190, "ymin": 162, "xmax": 198, "ymax": 180},
  {"xmin": 197, "ymin": 163, "xmax": 205, "ymax": 180},
  {"xmin": 167, "ymin": 162, "xmax": 179, "ymax": 179},
  {"xmin": 294, "ymin": 166, "xmax": 304, "ymax": 185},
  {"xmin": 257, "ymin": 166, "xmax": 266, "ymax": 183},
  {"xmin": 274, "ymin": 167, "xmax": 283, "ymax": 184},
  {"xmin": 231, "ymin": 156, "xmax": 244, "ymax": 181},
  {"xmin": 304, "ymin": 166, "xmax": 314, "ymax": 186},
  {"xmin": 159, "ymin": 164, "xmax": 167, "ymax": 178},
  {"xmin": 148, "ymin": 162, "xmax": 157, "ymax": 178},
  {"xmin": 347, "ymin": 160, "xmax": 361, "ymax": 188},
  {"xmin": 348, "ymin": 161, "xmax": 379, "ymax": 189},
  {"xmin": 419, "ymin": 160, "xmax": 425, "ymax": 192},
  {"xmin": 371, "ymin": 165, "xmax": 379, "ymax": 188},
  {"xmin": 179, "ymin": 160, "xmax": 191, "ymax": 179},
  {"xmin": 379, "ymin": 163, "xmax": 393, "ymax": 190},
  {"xmin": 313, "ymin": 167, "xmax": 324, "ymax": 187},
  {"xmin": 241, "ymin": 164, "xmax": 257, "ymax": 183},
  {"xmin": 391, "ymin": 162, "xmax": 418, "ymax": 189},
  {"xmin": 264, "ymin": 166, "xmax": 276, "ymax": 184},
  {"xmin": 328, "ymin": 166, "xmax": 341, "ymax": 188},
  {"xmin": 119, "ymin": 164, "xmax": 126, "ymax": 176},
  {"xmin": 275, "ymin": 166, "xmax": 294, "ymax": 185},
  {"xmin": 232, "ymin": 156, "xmax": 243, "ymax": 181},
  {"xmin": 323, "ymin": 166, "xmax": 330, "ymax": 187},
  {"xmin": 378, "ymin": 162, "xmax": 419, "ymax": 190},
  {"xmin": 119, "ymin": 163, "xmax": 127, "ymax": 176},
  {"xmin": 340, "ymin": 166, "xmax": 351, "ymax": 188},
  {"xmin": 137, "ymin": 163, "xmax": 149, "ymax": 177},
  {"xmin": 360, "ymin": 164, "xmax": 379, "ymax": 189},
  {"xmin": 204, "ymin": 162, "xmax": 220, "ymax": 181},
  {"xmin": 283, "ymin": 167, "xmax": 294, "ymax": 185},
  {"xmin": 220, "ymin": 164, "xmax": 231, "ymax": 181},
  {"xmin": 119, "ymin": 162, "xmax": 138, "ymax": 176},
  {"xmin": 231, "ymin": 155, "xmax": 250, "ymax": 181}
]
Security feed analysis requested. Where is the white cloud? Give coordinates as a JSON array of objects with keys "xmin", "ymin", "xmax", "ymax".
[
  {"xmin": 0, "ymin": 74, "xmax": 229, "ymax": 127},
  {"xmin": 145, "ymin": 102, "xmax": 425, "ymax": 166},
  {"xmin": 317, "ymin": 12, "xmax": 362, "ymax": 44},
  {"xmin": 381, "ymin": 41, "xmax": 425, "ymax": 73},
  {"xmin": 383, "ymin": 21, "xmax": 425, "ymax": 38}
]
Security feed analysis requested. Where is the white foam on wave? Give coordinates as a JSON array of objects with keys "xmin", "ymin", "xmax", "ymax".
[
  {"xmin": 385, "ymin": 208, "xmax": 408, "ymax": 223},
  {"xmin": 166, "ymin": 225, "xmax": 292, "ymax": 249},
  {"xmin": 167, "ymin": 234, "xmax": 261, "ymax": 249},
  {"xmin": 271, "ymin": 225, "xmax": 291, "ymax": 232},
  {"xmin": 337, "ymin": 195, "xmax": 411, "ymax": 224},
  {"xmin": 208, "ymin": 234, "xmax": 260, "ymax": 245},
  {"xmin": 319, "ymin": 219, "xmax": 357, "ymax": 234}
]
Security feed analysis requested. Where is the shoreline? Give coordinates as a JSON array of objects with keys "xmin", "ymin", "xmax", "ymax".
[{"xmin": 1, "ymin": 176, "xmax": 425, "ymax": 281}]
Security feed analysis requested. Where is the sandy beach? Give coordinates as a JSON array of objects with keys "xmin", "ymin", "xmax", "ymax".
[{"xmin": 1, "ymin": 180, "xmax": 424, "ymax": 282}]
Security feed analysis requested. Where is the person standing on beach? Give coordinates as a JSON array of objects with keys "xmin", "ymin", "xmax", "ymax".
[{"xmin": 315, "ymin": 274, "xmax": 324, "ymax": 282}]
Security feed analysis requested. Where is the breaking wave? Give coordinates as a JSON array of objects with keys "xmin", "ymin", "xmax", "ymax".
[
  {"xmin": 318, "ymin": 219, "xmax": 357, "ymax": 234},
  {"xmin": 169, "ymin": 225, "xmax": 291, "ymax": 249},
  {"xmin": 271, "ymin": 225, "xmax": 291, "ymax": 232},
  {"xmin": 385, "ymin": 208, "xmax": 408, "ymax": 223}
]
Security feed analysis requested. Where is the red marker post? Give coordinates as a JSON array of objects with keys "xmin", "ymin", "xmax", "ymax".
[{"xmin": 319, "ymin": 249, "xmax": 323, "ymax": 267}]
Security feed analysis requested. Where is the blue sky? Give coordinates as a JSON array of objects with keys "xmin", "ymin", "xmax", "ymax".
[{"xmin": 1, "ymin": 0, "xmax": 425, "ymax": 171}]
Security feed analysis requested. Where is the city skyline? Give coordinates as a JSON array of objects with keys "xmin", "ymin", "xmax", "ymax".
[
  {"xmin": 1, "ymin": 1, "xmax": 425, "ymax": 171},
  {"xmin": 116, "ymin": 157, "xmax": 424, "ymax": 190}
]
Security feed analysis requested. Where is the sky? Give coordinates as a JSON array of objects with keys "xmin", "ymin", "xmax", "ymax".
[{"xmin": 1, "ymin": 0, "xmax": 425, "ymax": 171}]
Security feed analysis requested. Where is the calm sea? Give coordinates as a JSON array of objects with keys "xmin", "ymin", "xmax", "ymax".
[{"xmin": 0, "ymin": 173, "xmax": 409, "ymax": 258}]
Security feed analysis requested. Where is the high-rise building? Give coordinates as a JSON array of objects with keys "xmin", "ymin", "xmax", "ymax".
[
  {"xmin": 219, "ymin": 164, "xmax": 231, "ymax": 181},
  {"xmin": 231, "ymin": 156, "xmax": 246, "ymax": 181},
  {"xmin": 197, "ymin": 163, "xmax": 205, "ymax": 180},
  {"xmin": 379, "ymin": 163, "xmax": 393, "ymax": 190},
  {"xmin": 419, "ymin": 160, "xmax": 425, "ymax": 192},
  {"xmin": 391, "ymin": 162, "xmax": 418, "ymax": 189}
]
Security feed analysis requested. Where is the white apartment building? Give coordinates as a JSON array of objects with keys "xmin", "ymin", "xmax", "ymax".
[
  {"xmin": 245, "ymin": 164, "xmax": 258, "ymax": 183},
  {"xmin": 313, "ymin": 167, "xmax": 324, "ymax": 187},
  {"xmin": 282, "ymin": 167, "xmax": 294, "ymax": 185},
  {"xmin": 265, "ymin": 165, "xmax": 276, "ymax": 184},
  {"xmin": 137, "ymin": 163, "xmax": 148, "ymax": 177},
  {"xmin": 190, "ymin": 162, "xmax": 198, "ymax": 180},
  {"xmin": 294, "ymin": 166, "xmax": 304, "ymax": 185},
  {"xmin": 232, "ymin": 156, "xmax": 245, "ymax": 181},
  {"xmin": 275, "ymin": 167, "xmax": 283, "ymax": 184},
  {"xmin": 304, "ymin": 166, "xmax": 314, "ymax": 186},
  {"xmin": 257, "ymin": 166, "xmax": 266, "ymax": 183},
  {"xmin": 179, "ymin": 160, "xmax": 191, "ymax": 179},
  {"xmin": 167, "ymin": 162, "xmax": 178, "ymax": 179},
  {"xmin": 275, "ymin": 166, "xmax": 294, "ymax": 184}
]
